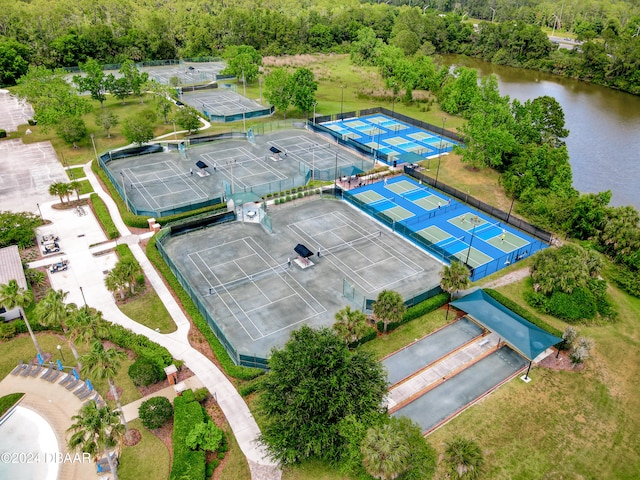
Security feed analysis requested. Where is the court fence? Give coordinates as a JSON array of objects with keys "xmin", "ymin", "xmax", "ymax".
[
  {"xmin": 98, "ymin": 146, "xmax": 224, "ymax": 218},
  {"xmin": 204, "ymin": 105, "xmax": 275, "ymax": 123},
  {"xmin": 155, "ymin": 216, "xmax": 269, "ymax": 369},
  {"xmin": 342, "ymin": 189, "xmax": 546, "ymax": 282},
  {"xmin": 342, "ymin": 278, "xmax": 443, "ymax": 314},
  {"xmin": 308, "ymin": 106, "xmax": 464, "ymax": 165},
  {"xmin": 404, "ymin": 166, "xmax": 553, "ymax": 244}
]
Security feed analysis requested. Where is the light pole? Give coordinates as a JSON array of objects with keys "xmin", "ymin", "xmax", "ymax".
[
  {"xmin": 228, "ymin": 160, "xmax": 235, "ymax": 194},
  {"xmin": 90, "ymin": 134, "xmax": 99, "ymax": 163},
  {"xmin": 340, "ymin": 85, "xmax": 345, "ymax": 119},
  {"xmin": 435, "ymin": 117, "xmax": 446, "ymax": 187},
  {"xmin": 259, "ymin": 76, "xmax": 263, "ymax": 105},
  {"xmin": 57, "ymin": 344, "xmax": 65, "ymax": 362},
  {"xmin": 506, "ymin": 197, "xmax": 516, "ymax": 223},
  {"xmin": 490, "ymin": 7, "xmax": 496, "ymax": 23},
  {"xmin": 334, "ymin": 152, "xmax": 338, "ymax": 186},
  {"xmin": 36, "ymin": 203, "xmax": 43, "ymax": 221},
  {"xmin": 465, "ymin": 216, "xmax": 483, "ymax": 266},
  {"xmin": 120, "ymin": 171, "xmax": 129, "ymax": 212},
  {"xmin": 173, "ymin": 121, "xmax": 177, "ymax": 140},
  {"xmin": 312, "ymin": 101, "xmax": 317, "ymax": 125},
  {"xmin": 242, "ymin": 69, "xmax": 246, "ymax": 97},
  {"xmin": 312, "ymin": 144, "xmax": 316, "ymax": 182},
  {"xmin": 79, "ymin": 286, "xmax": 86, "ymax": 307},
  {"xmin": 242, "ymin": 108, "xmax": 247, "ymax": 134}
]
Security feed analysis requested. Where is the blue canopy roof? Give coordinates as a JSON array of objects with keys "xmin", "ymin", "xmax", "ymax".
[{"xmin": 451, "ymin": 290, "xmax": 562, "ymax": 361}]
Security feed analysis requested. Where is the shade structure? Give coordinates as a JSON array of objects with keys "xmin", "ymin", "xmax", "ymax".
[
  {"xmin": 195, "ymin": 160, "xmax": 208, "ymax": 169},
  {"xmin": 269, "ymin": 146, "xmax": 281, "ymax": 154},
  {"xmin": 451, "ymin": 289, "xmax": 562, "ymax": 361},
  {"xmin": 294, "ymin": 244, "xmax": 313, "ymax": 258}
]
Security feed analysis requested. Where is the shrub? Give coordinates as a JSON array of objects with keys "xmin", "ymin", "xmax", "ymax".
[
  {"xmin": 193, "ymin": 387, "xmax": 209, "ymax": 403},
  {"xmin": 297, "ymin": 192, "xmax": 303, "ymax": 198},
  {"xmin": 0, "ymin": 130, "xmax": 6, "ymax": 138},
  {"xmin": 285, "ymin": 195, "xmax": 291, "ymax": 202},
  {"xmin": 89, "ymin": 193, "xmax": 119, "ymax": 239},
  {"xmin": 185, "ymin": 421, "xmax": 224, "ymax": 452},
  {"xmin": 171, "ymin": 393, "xmax": 206, "ymax": 480},
  {"xmin": 547, "ymin": 287, "xmax": 596, "ymax": 323},
  {"xmin": 104, "ymin": 322, "xmax": 173, "ymax": 369},
  {"xmin": 0, "ymin": 322, "xmax": 16, "ymax": 340},
  {"xmin": 128, "ymin": 357, "xmax": 165, "ymax": 386},
  {"xmin": 139, "ymin": 396, "xmax": 173, "ymax": 429}
]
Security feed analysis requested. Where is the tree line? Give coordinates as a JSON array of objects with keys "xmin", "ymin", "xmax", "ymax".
[{"xmin": 1, "ymin": 0, "xmax": 640, "ymax": 94}]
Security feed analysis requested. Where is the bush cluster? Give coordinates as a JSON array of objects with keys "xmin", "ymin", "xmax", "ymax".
[
  {"xmin": 146, "ymin": 235, "xmax": 263, "ymax": 380},
  {"xmin": 139, "ymin": 396, "xmax": 173, "ymax": 429},
  {"xmin": 104, "ymin": 322, "xmax": 173, "ymax": 369},
  {"xmin": 89, "ymin": 193, "xmax": 119, "ymax": 239},
  {"xmin": 375, "ymin": 292, "xmax": 449, "ymax": 334},
  {"xmin": 171, "ymin": 390, "xmax": 206, "ymax": 480},
  {"xmin": 128, "ymin": 357, "xmax": 164, "ymax": 386}
]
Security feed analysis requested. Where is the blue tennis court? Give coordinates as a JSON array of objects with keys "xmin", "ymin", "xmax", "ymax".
[
  {"xmin": 343, "ymin": 175, "xmax": 548, "ymax": 281},
  {"xmin": 322, "ymin": 114, "xmax": 458, "ymax": 164}
]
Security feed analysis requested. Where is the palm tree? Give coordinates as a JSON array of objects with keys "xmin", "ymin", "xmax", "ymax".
[
  {"xmin": 360, "ymin": 421, "xmax": 411, "ymax": 480},
  {"xmin": 372, "ymin": 290, "xmax": 406, "ymax": 334},
  {"xmin": 443, "ymin": 437, "xmax": 485, "ymax": 480},
  {"xmin": 35, "ymin": 289, "xmax": 80, "ymax": 364},
  {"xmin": 0, "ymin": 279, "xmax": 42, "ymax": 356},
  {"xmin": 69, "ymin": 180, "xmax": 81, "ymax": 201},
  {"xmin": 104, "ymin": 269, "xmax": 127, "ymax": 300},
  {"xmin": 67, "ymin": 307, "xmax": 110, "ymax": 349},
  {"xmin": 440, "ymin": 261, "xmax": 470, "ymax": 299},
  {"xmin": 80, "ymin": 340, "xmax": 128, "ymax": 430},
  {"xmin": 332, "ymin": 305, "xmax": 372, "ymax": 345},
  {"xmin": 68, "ymin": 400, "xmax": 125, "ymax": 480},
  {"xmin": 49, "ymin": 182, "xmax": 66, "ymax": 203}
]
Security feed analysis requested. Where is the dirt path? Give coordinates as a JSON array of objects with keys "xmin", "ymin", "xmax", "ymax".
[{"xmin": 480, "ymin": 267, "xmax": 530, "ymax": 289}]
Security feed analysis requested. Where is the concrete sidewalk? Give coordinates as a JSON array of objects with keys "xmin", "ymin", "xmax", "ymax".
[{"xmin": 23, "ymin": 161, "xmax": 280, "ymax": 479}]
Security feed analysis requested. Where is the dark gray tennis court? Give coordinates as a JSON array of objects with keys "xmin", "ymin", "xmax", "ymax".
[
  {"xmin": 140, "ymin": 61, "xmax": 226, "ymax": 86},
  {"xmin": 159, "ymin": 199, "xmax": 444, "ymax": 361},
  {"xmin": 382, "ymin": 318, "xmax": 484, "ymax": 386},
  {"xmin": 392, "ymin": 346, "xmax": 527, "ymax": 434},
  {"xmin": 104, "ymin": 128, "xmax": 374, "ymax": 216}
]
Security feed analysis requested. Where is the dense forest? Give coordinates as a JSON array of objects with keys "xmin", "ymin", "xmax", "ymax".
[{"xmin": 1, "ymin": 0, "xmax": 640, "ymax": 93}]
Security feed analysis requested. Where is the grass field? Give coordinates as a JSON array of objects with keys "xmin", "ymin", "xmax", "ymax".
[
  {"xmin": 118, "ymin": 287, "xmax": 177, "ymax": 334},
  {"xmin": 119, "ymin": 419, "xmax": 170, "ymax": 480}
]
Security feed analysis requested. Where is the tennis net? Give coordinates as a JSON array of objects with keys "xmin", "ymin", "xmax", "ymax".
[
  {"xmin": 324, "ymin": 230, "xmax": 382, "ymax": 255},
  {"xmin": 473, "ymin": 221, "xmax": 502, "ymax": 237},
  {"xmin": 207, "ymin": 265, "xmax": 286, "ymax": 295}
]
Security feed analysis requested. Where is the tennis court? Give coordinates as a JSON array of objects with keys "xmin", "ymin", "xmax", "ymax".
[
  {"xmin": 321, "ymin": 114, "xmax": 458, "ymax": 163},
  {"xmin": 392, "ymin": 346, "xmax": 527, "ymax": 434},
  {"xmin": 140, "ymin": 61, "xmax": 226, "ymax": 86},
  {"xmin": 344, "ymin": 175, "xmax": 548, "ymax": 280},
  {"xmin": 159, "ymin": 199, "xmax": 444, "ymax": 361},
  {"xmin": 179, "ymin": 88, "xmax": 269, "ymax": 121}
]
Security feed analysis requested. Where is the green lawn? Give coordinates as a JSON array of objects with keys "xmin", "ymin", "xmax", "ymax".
[
  {"xmin": 0, "ymin": 333, "xmax": 141, "ymax": 406},
  {"xmin": 76, "ymin": 179, "xmax": 94, "ymax": 195},
  {"xmin": 118, "ymin": 286, "xmax": 177, "ymax": 334},
  {"xmin": 66, "ymin": 167, "xmax": 86, "ymax": 180},
  {"xmin": 0, "ymin": 392, "xmax": 24, "ymax": 416},
  {"xmin": 218, "ymin": 426, "xmax": 251, "ymax": 479},
  {"xmin": 119, "ymin": 419, "xmax": 170, "ymax": 480}
]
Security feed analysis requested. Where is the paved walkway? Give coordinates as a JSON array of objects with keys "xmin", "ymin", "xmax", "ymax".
[
  {"xmin": 22, "ymin": 162, "xmax": 280, "ymax": 479},
  {"xmin": 120, "ymin": 376, "xmax": 204, "ymax": 421}
]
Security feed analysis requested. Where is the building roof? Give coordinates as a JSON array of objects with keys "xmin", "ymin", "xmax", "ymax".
[
  {"xmin": 451, "ymin": 289, "xmax": 562, "ymax": 361},
  {"xmin": 0, "ymin": 245, "xmax": 28, "ymax": 290}
]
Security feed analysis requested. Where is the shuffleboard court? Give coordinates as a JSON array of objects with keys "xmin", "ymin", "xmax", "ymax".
[
  {"xmin": 383, "ymin": 318, "xmax": 484, "ymax": 386},
  {"xmin": 392, "ymin": 346, "xmax": 527, "ymax": 434}
]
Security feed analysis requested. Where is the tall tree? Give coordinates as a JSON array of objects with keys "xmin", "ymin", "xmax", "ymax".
[
  {"xmin": 372, "ymin": 290, "xmax": 406, "ymax": 334},
  {"xmin": 68, "ymin": 401, "xmax": 125, "ymax": 480},
  {"xmin": 0, "ymin": 211, "xmax": 41, "ymax": 248},
  {"xmin": 95, "ymin": 109, "xmax": 119, "ymax": 138},
  {"xmin": 441, "ymin": 261, "xmax": 470, "ymax": 299},
  {"xmin": 290, "ymin": 68, "xmax": 318, "ymax": 116},
  {"xmin": 360, "ymin": 420, "xmax": 411, "ymax": 480},
  {"xmin": 122, "ymin": 115, "xmax": 154, "ymax": 145},
  {"xmin": 223, "ymin": 45, "xmax": 261, "ymax": 84},
  {"xmin": 67, "ymin": 307, "xmax": 110, "ymax": 351},
  {"xmin": 264, "ymin": 68, "xmax": 293, "ymax": 116},
  {"xmin": 80, "ymin": 340, "xmax": 128, "ymax": 430},
  {"xmin": 73, "ymin": 58, "xmax": 110, "ymax": 106},
  {"xmin": 443, "ymin": 437, "xmax": 485, "ymax": 480},
  {"xmin": 55, "ymin": 116, "xmax": 88, "ymax": 149},
  {"xmin": 259, "ymin": 326, "xmax": 387, "ymax": 464},
  {"xmin": 0, "ymin": 279, "xmax": 41, "ymax": 356},
  {"xmin": 173, "ymin": 107, "xmax": 201, "ymax": 134},
  {"xmin": 119, "ymin": 59, "xmax": 148, "ymax": 103},
  {"xmin": 35, "ymin": 289, "xmax": 80, "ymax": 364},
  {"xmin": 333, "ymin": 305, "xmax": 372, "ymax": 345}
]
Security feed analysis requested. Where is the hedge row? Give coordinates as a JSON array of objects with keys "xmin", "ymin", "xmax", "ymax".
[
  {"xmin": 483, "ymin": 288, "xmax": 565, "ymax": 341},
  {"xmin": 171, "ymin": 389, "xmax": 206, "ymax": 480},
  {"xmin": 146, "ymin": 235, "xmax": 263, "ymax": 380},
  {"xmin": 91, "ymin": 160, "xmax": 227, "ymax": 228},
  {"xmin": 89, "ymin": 193, "xmax": 119, "ymax": 239},
  {"xmin": 375, "ymin": 292, "xmax": 450, "ymax": 334},
  {"xmin": 101, "ymin": 322, "xmax": 173, "ymax": 369}
]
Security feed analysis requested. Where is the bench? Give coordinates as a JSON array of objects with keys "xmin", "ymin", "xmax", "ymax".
[{"xmin": 478, "ymin": 338, "xmax": 491, "ymax": 347}]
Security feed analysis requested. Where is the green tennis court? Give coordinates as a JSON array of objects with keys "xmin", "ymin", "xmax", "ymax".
[
  {"xmin": 384, "ymin": 137, "xmax": 411, "ymax": 146},
  {"xmin": 385, "ymin": 180, "xmax": 417, "ymax": 194},
  {"xmin": 414, "ymin": 194, "xmax": 446, "ymax": 211},
  {"xmin": 408, "ymin": 131, "xmax": 437, "ymax": 141},
  {"xmin": 354, "ymin": 190, "xmax": 385, "ymax": 203},
  {"xmin": 344, "ymin": 120, "xmax": 367, "ymax": 128},
  {"xmin": 384, "ymin": 205, "xmax": 414, "ymax": 222},
  {"xmin": 416, "ymin": 225, "xmax": 452, "ymax": 244},
  {"xmin": 453, "ymin": 246, "xmax": 493, "ymax": 269},
  {"xmin": 449, "ymin": 214, "xmax": 488, "ymax": 231},
  {"xmin": 488, "ymin": 232, "xmax": 529, "ymax": 251}
]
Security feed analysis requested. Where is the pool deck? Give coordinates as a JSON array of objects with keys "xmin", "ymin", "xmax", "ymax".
[{"xmin": 0, "ymin": 374, "xmax": 98, "ymax": 480}]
